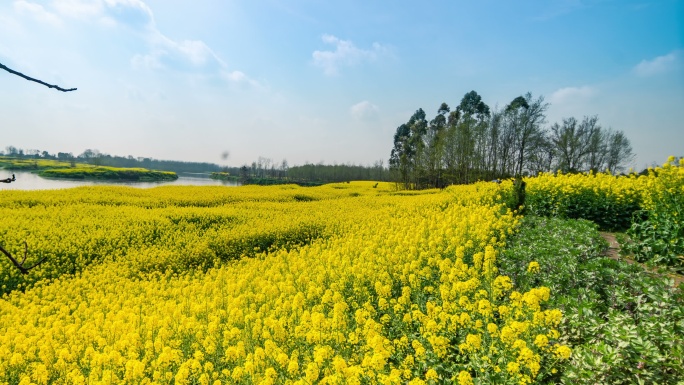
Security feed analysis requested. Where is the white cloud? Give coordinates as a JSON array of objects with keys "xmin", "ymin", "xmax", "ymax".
[
  {"xmin": 220, "ymin": 70, "xmax": 262, "ymax": 88},
  {"xmin": 7, "ymin": 0, "xmax": 255, "ymax": 86},
  {"xmin": 130, "ymin": 51, "xmax": 163, "ymax": 70},
  {"xmin": 350, "ymin": 101, "xmax": 379, "ymax": 121},
  {"xmin": 104, "ymin": 0, "xmax": 154, "ymax": 29},
  {"xmin": 633, "ymin": 51, "xmax": 681, "ymax": 77},
  {"xmin": 549, "ymin": 85, "xmax": 597, "ymax": 105},
  {"xmin": 13, "ymin": 0, "xmax": 62, "ymax": 26},
  {"xmin": 52, "ymin": 0, "xmax": 103, "ymax": 19},
  {"xmin": 48, "ymin": 0, "xmax": 257, "ymax": 86},
  {"xmin": 175, "ymin": 39, "xmax": 222, "ymax": 67},
  {"xmin": 132, "ymin": 33, "xmax": 228, "ymax": 75},
  {"xmin": 0, "ymin": 12, "xmax": 22, "ymax": 35},
  {"xmin": 312, "ymin": 34, "xmax": 388, "ymax": 76},
  {"xmin": 52, "ymin": 0, "xmax": 154, "ymax": 29}
]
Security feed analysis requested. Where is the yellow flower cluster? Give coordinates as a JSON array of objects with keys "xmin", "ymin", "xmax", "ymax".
[
  {"xmin": 639, "ymin": 156, "xmax": 684, "ymax": 211},
  {"xmin": 524, "ymin": 170, "xmax": 646, "ymax": 230},
  {"xmin": 1, "ymin": 181, "xmax": 570, "ymax": 384},
  {"xmin": 525, "ymin": 160, "xmax": 684, "ymax": 225},
  {"xmin": 527, "ymin": 261, "xmax": 540, "ymax": 274}
]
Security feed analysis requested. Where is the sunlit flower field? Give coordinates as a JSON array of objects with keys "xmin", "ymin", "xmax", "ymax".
[{"xmin": 1, "ymin": 159, "xmax": 681, "ymax": 385}]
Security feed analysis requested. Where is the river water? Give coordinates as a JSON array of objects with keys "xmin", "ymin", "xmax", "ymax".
[{"xmin": 0, "ymin": 171, "xmax": 240, "ymax": 191}]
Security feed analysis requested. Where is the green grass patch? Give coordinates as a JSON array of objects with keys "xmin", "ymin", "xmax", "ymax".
[
  {"xmin": 39, "ymin": 166, "xmax": 178, "ymax": 181},
  {"xmin": 210, "ymin": 172, "xmax": 239, "ymax": 181}
]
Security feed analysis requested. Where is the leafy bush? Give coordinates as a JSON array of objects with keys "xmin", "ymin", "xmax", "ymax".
[
  {"xmin": 501, "ymin": 216, "xmax": 684, "ymax": 384},
  {"xmin": 39, "ymin": 166, "xmax": 178, "ymax": 181},
  {"xmin": 625, "ymin": 156, "xmax": 684, "ymax": 271}
]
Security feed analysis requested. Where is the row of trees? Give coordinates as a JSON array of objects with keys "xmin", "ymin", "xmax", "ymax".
[
  {"xmin": 389, "ymin": 91, "xmax": 634, "ymax": 189},
  {"xmin": 224, "ymin": 157, "xmax": 390, "ymax": 184},
  {"xmin": 287, "ymin": 161, "xmax": 389, "ymax": 182},
  {"xmin": 2, "ymin": 147, "xmax": 222, "ymax": 174}
]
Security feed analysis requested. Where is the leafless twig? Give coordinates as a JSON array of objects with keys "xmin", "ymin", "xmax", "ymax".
[
  {"xmin": 1, "ymin": 62, "xmax": 77, "ymax": 92},
  {"xmin": 0, "ymin": 241, "xmax": 47, "ymax": 274}
]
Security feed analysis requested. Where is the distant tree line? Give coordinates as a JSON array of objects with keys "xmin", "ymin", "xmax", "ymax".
[
  {"xmin": 288, "ymin": 161, "xmax": 389, "ymax": 182},
  {"xmin": 2, "ymin": 147, "xmax": 222, "ymax": 174},
  {"xmin": 3, "ymin": 147, "xmax": 390, "ymax": 184},
  {"xmin": 390, "ymin": 91, "xmax": 634, "ymax": 189},
  {"xmin": 222, "ymin": 156, "xmax": 390, "ymax": 184}
]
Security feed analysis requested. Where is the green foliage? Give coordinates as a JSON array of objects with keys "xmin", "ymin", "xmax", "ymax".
[
  {"xmin": 39, "ymin": 166, "xmax": 178, "ymax": 181},
  {"xmin": 1, "ymin": 156, "xmax": 178, "ymax": 182},
  {"xmin": 210, "ymin": 171, "xmax": 238, "ymax": 181},
  {"xmin": 502, "ymin": 217, "xmax": 684, "ymax": 384},
  {"xmin": 626, "ymin": 157, "xmax": 684, "ymax": 271},
  {"xmin": 243, "ymin": 178, "xmax": 324, "ymax": 187}
]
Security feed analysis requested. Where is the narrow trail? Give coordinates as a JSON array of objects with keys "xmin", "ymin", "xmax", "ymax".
[{"xmin": 599, "ymin": 232, "xmax": 684, "ymax": 288}]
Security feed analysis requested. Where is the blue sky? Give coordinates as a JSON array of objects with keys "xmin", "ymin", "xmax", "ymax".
[{"xmin": 1, "ymin": 0, "xmax": 682, "ymax": 170}]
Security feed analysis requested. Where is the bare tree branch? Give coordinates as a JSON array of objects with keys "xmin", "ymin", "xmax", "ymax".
[
  {"xmin": 1, "ymin": 62, "xmax": 77, "ymax": 92},
  {"xmin": 0, "ymin": 241, "xmax": 47, "ymax": 275}
]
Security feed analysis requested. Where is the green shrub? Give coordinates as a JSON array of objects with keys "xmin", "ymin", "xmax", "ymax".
[
  {"xmin": 625, "ymin": 157, "xmax": 684, "ymax": 271},
  {"xmin": 501, "ymin": 216, "xmax": 684, "ymax": 384}
]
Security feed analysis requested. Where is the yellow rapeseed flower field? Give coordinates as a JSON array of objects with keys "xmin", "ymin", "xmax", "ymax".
[
  {"xmin": 2, "ymin": 180, "xmax": 571, "ymax": 384},
  {"xmin": 524, "ymin": 170, "xmax": 646, "ymax": 231}
]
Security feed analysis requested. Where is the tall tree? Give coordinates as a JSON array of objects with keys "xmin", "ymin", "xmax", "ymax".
[
  {"xmin": 486, "ymin": 108, "xmax": 504, "ymax": 179},
  {"xmin": 605, "ymin": 129, "xmax": 634, "ymax": 173},
  {"xmin": 453, "ymin": 91, "xmax": 491, "ymax": 183},
  {"xmin": 390, "ymin": 123, "xmax": 414, "ymax": 189},
  {"xmin": 408, "ymin": 108, "xmax": 429, "ymax": 187},
  {"xmin": 425, "ymin": 103, "xmax": 449, "ymax": 187},
  {"xmin": 505, "ymin": 93, "xmax": 548, "ymax": 176},
  {"xmin": 585, "ymin": 123, "xmax": 607, "ymax": 172},
  {"xmin": 550, "ymin": 116, "xmax": 590, "ymax": 172}
]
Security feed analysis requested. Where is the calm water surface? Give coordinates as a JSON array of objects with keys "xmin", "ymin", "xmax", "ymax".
[{"xmin": 0, "ymin": 171, "xmax": 240, "ymax": 191}]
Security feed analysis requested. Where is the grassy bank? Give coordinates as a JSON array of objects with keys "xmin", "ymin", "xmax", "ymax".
[
  {"xmin": 211, "ymin": 172, "xmax": 325, "ymax": 186},
  {"xmin": 1, "ymin": 156, "xmax": 178, "ymax": 182},
  {"xmin": 210, "ymin": 171, "xmax": 239, "ymax": 181},
  {"xmin": 39, "ymin": 166, "xmax": 178, "ymax": 181},
  {"xmin": 0, "ymin": 157, "xmax": 72, "ymax": 171}
]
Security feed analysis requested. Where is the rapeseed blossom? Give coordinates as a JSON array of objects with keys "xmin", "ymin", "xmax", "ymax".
[{"xmin": 0, "ymin": 181, "xmax": 571, "ymax": 384}]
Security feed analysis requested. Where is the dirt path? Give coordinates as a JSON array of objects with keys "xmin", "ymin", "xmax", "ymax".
[{"xmin": 600, "ymin": 232, "xmax": 684, "ymax": 288}]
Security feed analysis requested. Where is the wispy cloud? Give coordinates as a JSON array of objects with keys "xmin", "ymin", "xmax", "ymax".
[
  {"xmin": 26, "ymin": 0, "xmax": 259, "ymax": 87},
  {"xmin": 52, "ymin": 0, "xmax": 104, "ymax": 19},
  {"xmin": 220, "ymin": 70, "xmax": 262, "ymax": 87},
  {"xmin": 132, "ymin": 33, "xmax": 226, "ymax": 72},
  {"xmin": 312, "ymin": 34, "xmax": 388, "ymax": 76},
  {"xmin": 534, "ymin": 0, "xmax": 587, "ymax": 20},
  {"xmin": 350, "ymin": 101, "xmax": 379, "ymax": 121},
  {"xmin": 633, "ymin": 51, "xmax": 681, "ymax": 77},
  {"xmin": 549, "ymin": 85, "xmax": 597, "ymax": 105},
  {"xmin": 13, "ymin": 0, "xmax": 62, "ymax": 26},
  {"xmin": 51, "ymin": 0, "xmax": 153, "ymax": 27}
]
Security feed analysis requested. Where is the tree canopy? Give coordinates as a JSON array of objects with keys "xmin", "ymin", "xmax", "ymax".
[{"xmin": 389, "ymin": 90, "xmax": 634, "ymax": 189}]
